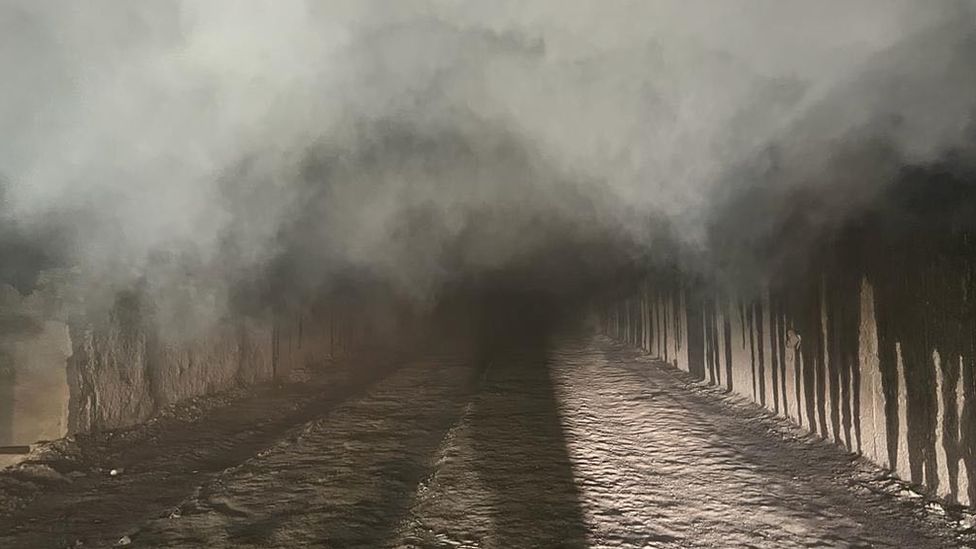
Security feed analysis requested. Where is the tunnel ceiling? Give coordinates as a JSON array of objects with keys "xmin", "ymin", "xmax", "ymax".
[{"xmin": 0, "ymin": 2, "xmax": 971, "ymax": 325}]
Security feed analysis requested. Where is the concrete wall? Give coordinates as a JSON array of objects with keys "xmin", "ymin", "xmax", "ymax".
[
  {"xmin": 0, "ymin": 276, "xmax": 421, "ymax": 465},
  {"xmin": 66, "ymin": 293, "xmax": 422, "ymax": 434},
  {"xmin": 601, "ymin": 241, "xmax": 976, "ymax": 507},
  {"xmin": 599, "ymin": 161, "xmax": 976, "ymax": 507},
  {"xmin": 0, "ymin": 286, "xmax": 71, "ymax": 449}
]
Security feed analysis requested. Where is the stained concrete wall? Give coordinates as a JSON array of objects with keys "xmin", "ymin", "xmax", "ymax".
[
  {"xmin": 0, "ymin": 271, "xmax": 73, "ymax": 468},
  {"xmin": 599, "ymin": 159, "xmax": 976, "ymax": 507},
  {"xmin": 0, "ymin": 288, "xmax": 71, "ymax": 448},
  {"xmin": 601, "ymin": 244, "xmax": 976, "ymax": 507},
  {"xmin": 66, "ymin": 311, "xmax": 277, "ymax": 434},
  {"xmin": 0, "ymin": 275, "xmax": 421, "ymax": 466},
  {"xmin": 66, "ymin": 293, "xmax": 421, "ymax": 434}
]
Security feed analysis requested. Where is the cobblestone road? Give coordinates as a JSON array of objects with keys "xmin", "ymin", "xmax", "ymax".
[{"xmin": 0, "ymin": 335, "xmax": 968, "ymax": 548}]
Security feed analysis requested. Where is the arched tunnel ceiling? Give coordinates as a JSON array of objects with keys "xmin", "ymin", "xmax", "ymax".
[{"xmin": 0, "ymin": 1, "xmax": 974, "ymax": 320}]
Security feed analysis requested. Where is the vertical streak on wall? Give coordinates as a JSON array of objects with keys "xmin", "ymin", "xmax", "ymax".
[
  {"xmin": 834, "ymin": 280, "xmax": 848, "ymax": 449},
  {"xmin": 672, "ymin": 286, "xmax": 679, "ymax": 365},
  {"xmin": 633, "ymin": 298, "xmax": 639, "ymax": 346},
  {"xmin": 760, "ymin": 298, "xmax": 771, "ymax": 408},
  {"xmin": 663, "ymin": 291, "xmax": 671, "ymax": 365},
  {"xmin": 647, "ymin": 291, "xmax": 655, "ymax": 357},
  {"xmin": 638, "ymin": 288, "xmax": 644, "ymax": 351},
  {"xmin": 673, "ymin": 287, "xmax": 678, "ymax": 354},
  {"xmin": 271, "ymin": 322, "xmax": 280, "ymax": 381},
  {"xmin": 0, "ymin": 356, "xmax": 13, "ymax": 445},
  {"xmin": 686, "ymin": 283, "xmax": 705, "ymax": 380},
  {"xmin": 632, "ymin": 298, "xmax": 638, "ymax": 346},
  {"xmin": 859, "ymin": 278, "xmax": 888, "ymax": 468},
  {"xmin": 957, "ymin": 356, "xmax": 971, "ymax": 505},
  {"xmin": 614, "ymin": 301, "xmax": 619, "ymax": 339},
  {"xmin": 754, "ymin": 301, "xmax": 763, "ymax": 407},
  {"xmin": 650, "ymin": 288, "xmax": 654, "ymax": 353},
  {"xmin": 617, "ymin": 300, "xmax": 623, "ymax": 340},
  {"xmin": 729, "ymin": 298, "xmax": 748, "ymax": 398},
  {"xmin": 678, "ymin": 286, "xmax": 687, "ymax": 370},
  {"xmin": 632, "ymin": 294, "xmax": 639, "ymax": 351},
  {"xmin": 723, "ymin": 297, "xmax": 734, "ymax": 392},
  {"xmin": 734, "ymin": 301, "xmax": 745, "ymax": 394},
  {"xmin": 655, "ymin": 286, "xmax": 662, "ymax": 358},
  {"xmin": 704, "ymin": 296, "xmax": 714, "ymax": 384},
  {"xmin": 648, "ymin": 285, "xmax": 653, "ymax": 353},
  {"xmin": 0, "ymin": 353, "xmax": 11, "ymax": 445},
  {"xmin": 648, "ymin": 293, "xmax": 655, "ymax": 357},
  {"xmin": 769, "ymin": 290, "xmax": 780, "ymax": 415},
  {"xmin": 792, "ymin": 327, "xmax": 806, "ymax": 428},
  {"xmin": 710, "ymin": 298, "xmax": 722, "ymax": 386},
  {"xmin": 963, "ymin": 344, "xmax": 976, "ymax": 505},
  {"xmin": 873, "ymin": 278, "xmax": 901, "ymax": 479},
  {"xmin": 840, "ymin": 274, "xmax": 857, "ymax": 452},
  {"xmin": 626, "ymin": 299, "xmax": 632, "ymax": 346},
  {"xmin": 624, "ymin": 298, "xmax": 631, "ymax": 346},
  {"xmin": 896, "ymin": 342, "xmax": 913, "ymax": 482},
  {"xmin": 661, "ymin": 288, "xmax": 667, "ymax": 360},
  {"xmin": 629, "ymin": 298, "xmax": 633, "ymax": 345},
  {"xmin": 742, "ymin": 303, "xmax": 759, "ymax": 402},
  {"xmin": 640, "ymin": 282, "xmax": 650, "ymax": 352},
  {"xmin": 704, "ymin": 298, "xmax": 711, "ymax": 382},
  {"xmin": 795, "ymin": 279, "xmax": 818, "ymax": 433},
  {"xmin": 825, "ymin": 280, "xmax": 840, "ymax": 445},
  {"xmin": 784, "ymin": 325, "xmax": 800, "ymax": 425},
  {"xmin": 636, "ymin": 297, "xmax": 642, "ymax": 348},
  {"xmin": 838, "ymin": 272, "xmax": 857, "ymax": 452},
  {"xmin": 935, "ymin": 350, "xmax": 952, "ymax": 500},
  {"xmin": 820, "ymin": 277, "xmax": 835, "ymax": 442},
  {"xmin": 626, "ymin": 298, "xmax": 633, "ymax": 346},
  {"xmin": 939, "ymin": 348, "xmax": 962, "ymax": 503},
  {"xmin": 778, "ymin": 304, "xmax": 789, "ymax": 418}
]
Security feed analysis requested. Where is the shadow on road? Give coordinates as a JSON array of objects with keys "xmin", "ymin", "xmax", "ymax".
[
  {"xmin": 0, "ymin": 351, "xmax": 405, "ymax": 548},
  {"xmin": 468, "ymin": 297, "xmax": 589, "ymax": 547}
]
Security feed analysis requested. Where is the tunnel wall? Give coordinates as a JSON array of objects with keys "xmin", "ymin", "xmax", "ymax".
[
  {"xmin": 66, "ymin": 293, "xmax": 420, "ymax": 434},
  {"xmin": 600, "ymin": 274, "xmax": 974, "ymax": 506},
  {"xmin": 600, "ymin": 180, "xmax": 976, "ymax": 507},
  {"xmin": 0, "ymin": 274, "xmax": 72, "ymax": 454},
  {"xmin": 0, "ymin": 275, "xmax": 421, "ymax": 467}
]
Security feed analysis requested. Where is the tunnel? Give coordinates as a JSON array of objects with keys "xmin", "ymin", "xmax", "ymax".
[{"xmin": 3, "ymin": 2, "xmax": 976, "ymax": 548}]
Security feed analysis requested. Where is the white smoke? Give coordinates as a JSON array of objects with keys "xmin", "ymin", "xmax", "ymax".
[{"xmin": 1, "ymin": 0, "xmax": 973, "ymax": 322}]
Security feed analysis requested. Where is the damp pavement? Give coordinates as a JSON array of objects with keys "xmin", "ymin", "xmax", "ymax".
[{"xmin": 0, "ymin": 335, "xmax": 970, "ymax": 548}]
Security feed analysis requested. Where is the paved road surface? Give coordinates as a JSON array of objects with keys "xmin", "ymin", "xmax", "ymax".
[{"xmin": 0, "ymin": 335, "xmax": 967, "ymax": 548}]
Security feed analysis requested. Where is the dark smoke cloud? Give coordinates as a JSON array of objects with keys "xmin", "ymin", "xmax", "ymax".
[
  {"xmin": 1, "ymin": 1, "xmax": 974, "ymax": 329},
  {"xmin": 704, "ymin": 7, "xmax": 976, "ymax": 290}
]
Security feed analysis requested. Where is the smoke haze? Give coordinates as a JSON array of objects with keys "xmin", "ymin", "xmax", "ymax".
[{"xmin": 2, "ymin": 1, "xmax": 975, "ymax": 324}]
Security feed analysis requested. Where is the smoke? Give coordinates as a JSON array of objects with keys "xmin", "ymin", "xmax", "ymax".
[{"xmin": 2, "ymin": 1, "xmax": 974, "ymax": 329}]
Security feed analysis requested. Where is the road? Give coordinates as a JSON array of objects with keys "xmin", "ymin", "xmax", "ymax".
[{"xmin": 0, "ymin": 335, "xmax": 967, "ymax": 548}]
